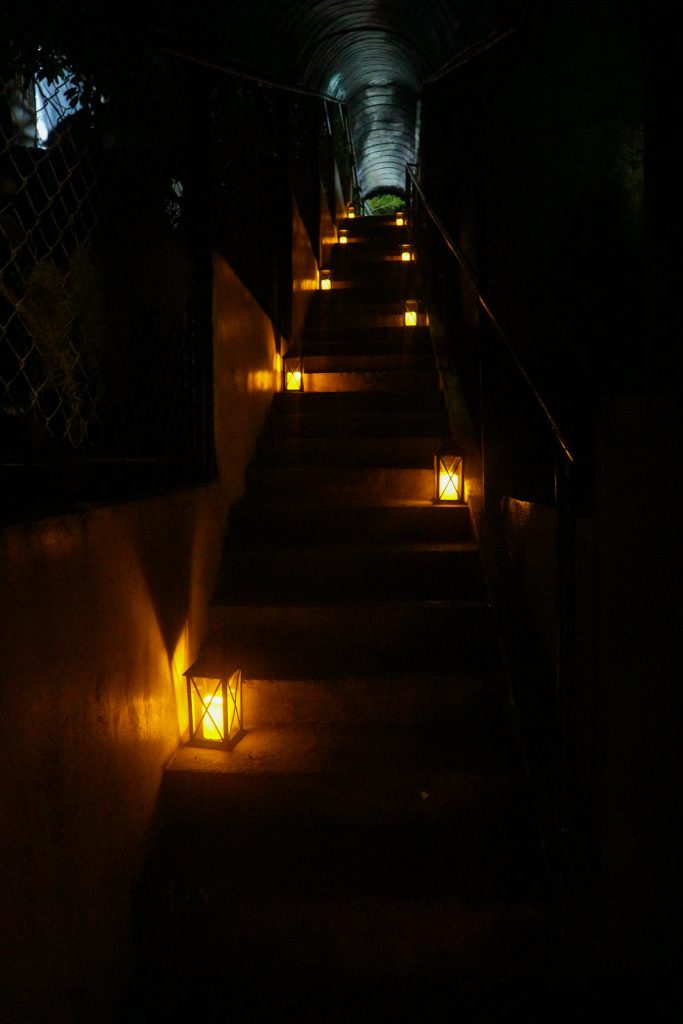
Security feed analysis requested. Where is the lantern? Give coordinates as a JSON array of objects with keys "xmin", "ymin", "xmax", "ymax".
[
  {"xmin": 346, "ymin": 204, "xmax": 356, "ymax": 219},
  {"xmin": 404, "ymin": 300, "xmax": 418, "ymax": 327},
  {"xmin": 185, "ymin": 665, "xmax": 244, "ymax": 749},
  {"xmin": 284, "ymin": 355, "xmax": 303, "ymax": 391},
  {"xmin": 434, "ymin": 449, "xmax": 464, "ymax": 503},
  {"xmin": 395, "ymin": 211, "xmax": 405, "ymax": 227},
  {"xmin": 401, "ymin": 244, "xmax": 413, "ymax": 262},
  {"xmin": 338, "ymin": 229, "xmax": 349, "ymax": 245},
  {"xmin": 319, "ymin": 268, "xmax": 332, "ymax": 291}
]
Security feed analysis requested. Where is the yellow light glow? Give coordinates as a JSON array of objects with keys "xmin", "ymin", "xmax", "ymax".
[
  {"xmin": 320, "ymin": 269, "xmax": 332, "ymax": 290},
  {"xmin": 395, "ymin": 213, "xmax": 404, "ymax": 226},
  {"xmin": 439, "ymin": 469, "xmax": 460, "ymax": 501},
  {"xmin": 202, "ymin": 692, "xmax": 224, "ymax": 741},
  {"xmin": 401, "ymin": 248, "xmax": 412, "ymax": 262},
  {"xmin": 347, "ymin": 206, "xmax": 356, "ymax": 219},
  {"xmin": 404, "ymin": 301, "xmax": 418, "ymax": 327},
  {"xmin": 339, "ymin": 230, "xmax": 348, "ymax": 244},
  {"xmin": 187, "ymin": 669, "xmax": 243, "ymax": 748},
  {"xmin": 286, "ymin": 370, "xmax": 302, "ymax": 390},
  {"xmin": 436, "ymin": 453, "xmax": 463, "ymax": 502}
]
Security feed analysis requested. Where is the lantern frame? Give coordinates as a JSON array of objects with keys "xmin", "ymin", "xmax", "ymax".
[
  {"xmin": 395, "ymin": 211, "xmax": 405, "ymax": 227},
  {"xmin": 319, "ymin": 268, "xmax": 332, "ymax": 291},
  {"xmin": 401, "ymin": 244, "xmax": 413, "ymax": 262},
  {"xmin": 346, "ymin": 204, "xmax": 356, "ymax": 219},
  {"xmin": 433, "ymin": 449, "xmax": 464, "ymax": 504},
  {"xmin": 338, "ymin": 228, "xmax": 349, "ymax": 244},
  {"xmin": 284, "ymin": 355, "xmax": 304, "ymax": 391},
  {"xmin": 185, "ymin": 665, "xmax": 245, "ymax": 750}
]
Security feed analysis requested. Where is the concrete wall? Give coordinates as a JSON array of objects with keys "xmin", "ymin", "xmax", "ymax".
[
  {"xmin": 0, "ymin": 255, "xmax": 277, "ymax": 1021},
  {"xmin": 289, "ymin": 198, "xmax": 319, "ymax": 354},
  {"xmin": 420, "ymin": 1, "xmax": 682, "ymax": 972}
]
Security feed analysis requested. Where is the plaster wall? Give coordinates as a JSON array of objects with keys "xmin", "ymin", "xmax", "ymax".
[{"xmin": 0, "ymin": 255, "xmax": 277, "ymax": 1021}]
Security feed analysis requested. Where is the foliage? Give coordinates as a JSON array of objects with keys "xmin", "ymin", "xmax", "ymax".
[{"xmin": 365, "ymin": 193, "xmax": 405, "ymax": 215}]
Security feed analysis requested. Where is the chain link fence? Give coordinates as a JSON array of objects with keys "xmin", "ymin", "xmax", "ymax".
[{"xmin": 1, "ymin": 71, "xmax": 212, "ymax": 520}]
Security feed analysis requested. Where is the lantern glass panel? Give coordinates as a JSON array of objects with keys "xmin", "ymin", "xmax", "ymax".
[
  {"xmin": 186, "ymin": 669, "xmax": 243, "ymax": 748},
  {"xmin": 284, "ymin": 357, "xmax": 303, "ymax": 391},
  {"xmin": 404, "ymin": 300, "xmax": 418, "ymax": 327},
  {"xmin": 435, "ymin": 452, "xmax": 463, "ymax": 502}
]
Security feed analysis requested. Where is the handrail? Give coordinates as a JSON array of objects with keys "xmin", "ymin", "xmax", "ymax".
[
  {"xmin": 406, "ymin": 163, "xmax": 574, "ymax": 465},
  {"xmin": 156, "ymin": 38, "xmax": 363, "ymax": 216}
]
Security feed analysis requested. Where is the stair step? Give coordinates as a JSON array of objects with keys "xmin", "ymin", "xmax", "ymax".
[
  {"xmin": 256, "ymin": 435, "xmax": 446, "ymax": 466},
  {"xmin": 206, "ymin": 600, "xmax": 500, "ymax": 677},
  {"xmin": 300, "ymin": 349, "xmax": 434, "ymax": 369},
  {"xmin": 136, "ymin": 810, "xmax": 545, "ymax": 1005},
  {"xmin": 272, "ymin": 389, "xmax": 443, "ymax": 415},
  {"xmin": 228, "ymin": 499, "xmax": 474, "ymax": 544},
  {"xmin": 162, "ymin": 723, "xmax": 526, "ymax": 827},
  {"xmin": 303, "ymin": 368, "xmax": 439, "ymax": 392},
  {"xmin": 238, "ymin": 671, "xmax": 510, "ymax": 729},
  {"xmin": 266, "ymin": 409, "xmax": 449, "ymax": 438},
  {"xmin": 302, "ymin": 325, "xmax": 431, "ymax": 348},
  {"xmin": 216, "ymin": 542, "xmax": 484, "ymax": 602},
  {"xmin": 306, "ymin": 308, "xmax": 422, "ymax": 330},
  {"xmin": 244, "ymin": 464, "xmax": 434, "ymax": 501}
]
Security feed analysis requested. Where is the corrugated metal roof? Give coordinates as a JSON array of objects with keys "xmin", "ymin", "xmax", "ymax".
[{"xmin": 180, "ymin": 1, "xmax": 506, "ymax": 195}]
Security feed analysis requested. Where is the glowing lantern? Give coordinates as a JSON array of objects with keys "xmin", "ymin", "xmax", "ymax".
[
  {"xmin": 320, "ymin": 268, "xmax": 332, "ymax": 291},
  {"xmin": 185, "ymin": 665, "xmax": 244, "ymax": 749},
  {"xmin": 284, "ymin": 356, "xmax": 303, "ymax": 391},
  {"xmin": 404, "ymin": 300, "xmax": 418, "ymax": 327},
  {"xmin": 338, "ymin": 229, "xmax": 348, "ymax": 245},
  {"xmin": 401, "ymin": 244, "xmax": 413, "ymax": 262},
  {"xmin": 346, "ymin": 204, "xmax": 356, "ymax": 219},
  {"xmin": 395, "ymin": 211, "xmax": 405, "ymax": 227},
  {"xmin": 434, "ymin": 450, "xmax": 464, "ymax": 503}
]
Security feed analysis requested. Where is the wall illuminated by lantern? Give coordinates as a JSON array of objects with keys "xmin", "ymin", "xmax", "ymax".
[{"xmin": 0, "ymin": 235, "xmax": 300, "ymax": 1018}]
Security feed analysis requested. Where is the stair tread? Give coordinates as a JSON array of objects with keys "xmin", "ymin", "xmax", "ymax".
[{"xmin": 166, "ymin": 722, "xmax": 519, "ymax": 777}]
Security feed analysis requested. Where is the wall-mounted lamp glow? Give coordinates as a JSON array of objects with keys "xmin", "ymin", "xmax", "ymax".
[
  {"xmin": 401, "ymin": 244, "xmax": 413, "ymax": 262},
  {"xmin": 319, "ymin": 268, "xmax": 332, "ymax": 291},
  {"xmin": 434, "ymin": 449, "xmax": 464, "ymax": 503},
  {"xmin": 284, "ymin": 355, "xmax": 304, "ymax": 391},
  {"xmin": 346, "ymin": 204, "xmax": 356, "ymax": 219},
  {"xmin": 185, "ymin": 665, "xmax": 244, "ymax": 749},
  {"xmin": 338, "ymin": 229, "xmax": 349, "ymax": 245},
  {"xmin": 395, "ymin": 211, "xmax": 406, "ymax": 227},
  {"xmin": 404, "ymin": 300, "xmax": 418, "ymax": 327}
]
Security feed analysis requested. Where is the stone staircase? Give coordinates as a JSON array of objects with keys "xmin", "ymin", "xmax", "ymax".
[{"xmin": 130, "ymin": 215, "xmax": 546, "ymax": 1017}]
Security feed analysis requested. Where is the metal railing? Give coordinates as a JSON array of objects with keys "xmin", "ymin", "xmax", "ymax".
[
  {"xmin": 1, "ymin": 72, "xmax": 213, "ymax": 520},
  {"xmin": 406, "ymin": 161, "xmax": 577, "ymax": 837}
]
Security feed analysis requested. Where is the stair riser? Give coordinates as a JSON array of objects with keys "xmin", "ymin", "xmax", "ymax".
[
  {"xmin": 228, "ymin": 502, "xmax": 474, "ymax": 545},
  {"xmin": 256, "ymin": 436, "xmax": 444, "ymax": 466},
  {"xmin": 161, "ymin": 770, "xmax": 520, "ymax": 831},
  {"xmin": 266, "ymin": 412, "xmax": 448, "ymax": 438},
  {"xmin": 245, "ymin": 466, "xmax": 434, "ymax": 501},
  {"xmin": 301, "ymin": 327, "xmax": 430, "ymax": 348},
  {"xmin": 206, "ymin": 603, "xmax": 499, "ymax": 677},
  {"xmin": 217, "ymin": 548, "xmax": 485, "ymax": 602}
]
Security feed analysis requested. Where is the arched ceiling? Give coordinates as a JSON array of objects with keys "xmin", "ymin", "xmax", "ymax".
[{"xmin": 182, "ymin": 1, "xmax": 508, "ymax": 196}]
